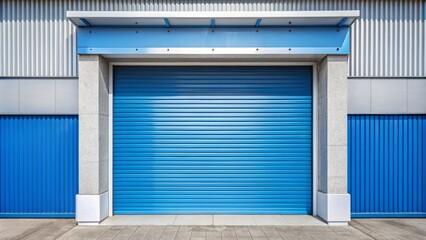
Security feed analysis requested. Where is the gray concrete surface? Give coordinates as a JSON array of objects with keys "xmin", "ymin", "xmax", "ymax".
[
  {"xmin": 1, "ymin": 218, "xmax": 425, "ymax": 240},
  {"xmin": 318, "ymin": 55, "xmax": 349, "ymax": 195},
  {"xmin": 100, "ymin": 215, "xmax": 326, "ymax": 226},
  {"xmin": 78, "ymin": 54, "xmax": 110, "ymax": 196},
  {"xmin": 317, "ymin": 55, "xmax": 351, "ymax": 224},
  {"xmin": 349, "ymin": 219, "xmax": 426, "ymax": 240}
]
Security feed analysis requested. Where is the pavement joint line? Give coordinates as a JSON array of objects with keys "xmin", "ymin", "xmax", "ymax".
[
  {"xmin": 349, "ymin": 221, "xmax": 380, "ymax": 240},
  {"xmin": 96, "ymin": 225, "xmax": 122, "ymax": 240},
  {"xmin": 15, "ymin": 221, "xmax": 56, "ymax": 240}
]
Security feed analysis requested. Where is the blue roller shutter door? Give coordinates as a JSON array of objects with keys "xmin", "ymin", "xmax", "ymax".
[
  {"xmin": 113, "ymin": 66, "xmax": 313, "ymax": 214},
  {"xmin": 0, "ymin": 115, "xmax": 78, "ymax": 218},
  {"xmin": 348, "ymin": 115, "xmax": 426, "ymax": 217}
]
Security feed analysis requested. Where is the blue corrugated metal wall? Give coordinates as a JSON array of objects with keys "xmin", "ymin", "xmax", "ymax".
[
  {"xmin": 0, "ymin": 115, "xmax": 78, "ymax": 218},
  {"xmin": 348, "ymin": 115, "xmax": 426, "ymax": 218},
  {"xmin": 113, "ymin": 66, "xmax": 313, "ymax": 214}
]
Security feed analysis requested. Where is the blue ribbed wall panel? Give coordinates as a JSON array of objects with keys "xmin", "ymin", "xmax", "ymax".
[
  {"xmin": 348, "ymin": 115, "xmax": 426, "ymax": 218},
  {"xmin": 0, "ymin": 115, "xmax": 78, "ymax": 218},
  {"xmin": 113, "ymin": 66, "xmax": 312, "ymax": 214}
]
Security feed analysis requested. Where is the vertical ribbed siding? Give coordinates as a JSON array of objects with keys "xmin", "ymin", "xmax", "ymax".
[
  {"xmin": 0, "ymin": 0, "xmax": 425, "ymax": 78},
  {"xmin": 0, "ymin": 115, "xmax": 78, "ymax": 217},
  {"xmin": 0, "ymin": 0, "xmax": 77, "ymax": 77},
  {"xmin": 348, "ymin": 115, "xmax": 426, "ymax": 217}
]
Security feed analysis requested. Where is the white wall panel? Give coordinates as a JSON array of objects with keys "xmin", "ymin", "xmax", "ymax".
[
  {"xmin": 0, "ymin": 80, "xmax": 20, "ymax": 114},
  {"xmin": 0, "ymin": 78, "xmax": 78, "ymax": 114},
  {"xmin": 371, "ymin": 80, "xmax": 407, "ymax": 114},
  {"xmin": 408, "ymin": 80, "xmax": 426, "ymax": 113},
  {"xmin": 349, "ymin": 78, "xmax": 426, "ymax": 114},
  {"xmin": 56, "ymin": 79, "xmax": 79, "ymax": 114},
  {"xmin": 347, "ymin": 79, "xmax": 371, "ymax": 114},
  {"xmin": 0, "ymin": 0, "xmax": 425, "ymax": 78},
  {"xmin": 20, "ymin": 79, "xmax": 56, "ymax": 114}
]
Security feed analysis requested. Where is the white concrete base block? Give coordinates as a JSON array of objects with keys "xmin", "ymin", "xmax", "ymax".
[
  {"xmin": 76, "ymin": 192, "xmax": 109, "ymax": 224},
  {"xmin": 317, "ymin": 191, "xmax": 350, "ymax": 224}
]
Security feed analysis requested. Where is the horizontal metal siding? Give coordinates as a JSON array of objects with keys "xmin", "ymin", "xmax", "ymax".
[
  {"xmin": 348, "ymin": 115, "xmax": 426, "ymax": 217},
  {"xmin": 1, "ymin": 0, "xmax": 425, "ymax": 78},
  {"xmin": 0, "ymin": 115, "xmax": 78, "ymax": 217},
  {"xmin": 113, "ymin": 66, "xmax": 312, "ymax": 214}
]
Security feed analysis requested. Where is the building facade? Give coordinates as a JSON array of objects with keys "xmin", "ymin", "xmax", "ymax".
[{"xmin": 0, "ymin": 0, "xmax": 425, "ymax": 224}]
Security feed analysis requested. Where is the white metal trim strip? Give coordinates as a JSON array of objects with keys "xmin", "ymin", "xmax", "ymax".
[{"xmin": 67, "ymin": 10, "xmax": 359, "ymax": 27}]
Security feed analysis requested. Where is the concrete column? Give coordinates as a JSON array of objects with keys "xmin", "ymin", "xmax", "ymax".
[
  {"xmin": 317, "ymin": 55, "xmax": 351, "ymax": 224},
  {"xmin": 76, "ymin": 55, "xmax": 110, "ymax": 224}
]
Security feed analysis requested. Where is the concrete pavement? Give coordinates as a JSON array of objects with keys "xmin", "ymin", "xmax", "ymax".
[{"xmin": 0, "ymin": 218, "xmax": 425, "ymax": 240}]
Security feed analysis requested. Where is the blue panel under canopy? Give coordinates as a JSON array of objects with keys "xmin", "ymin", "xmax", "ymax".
[{"xmin": 77, "ymin": 27, "xmax": 350, "ymax": 55}]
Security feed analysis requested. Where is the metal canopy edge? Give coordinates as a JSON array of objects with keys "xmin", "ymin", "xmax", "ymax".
[
  {"xmin": 70, "ymin": 11, "xmax": 358, "ymax": 56},
  {"xmin": 67, "ymin": 11, "xmax": 360, "ymax": 28}
]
